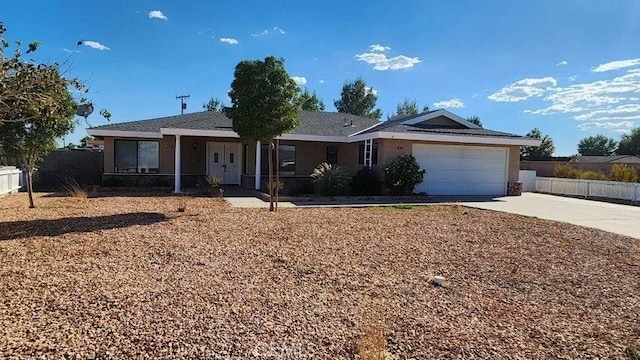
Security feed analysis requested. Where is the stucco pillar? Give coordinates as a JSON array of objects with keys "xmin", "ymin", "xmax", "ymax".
[
  {"xmin": 254, "ymin": 140, "xmax": 261, "ymax": 190},
  {"xmin": 174, "ymin": 135, "xmax": 182, "ymax": 194}
]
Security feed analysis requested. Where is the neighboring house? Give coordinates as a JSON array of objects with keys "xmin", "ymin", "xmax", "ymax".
[
  {"xmin": 570, "ymin": 155, "xmax": 640, "ymax": 164},
  {"xmin": 85, "ymin": 139, "xmax": 105, "ymax": 151},
  {"xmin": 87, "ymin": 109, "xmax": 540, "ymax": 196}
]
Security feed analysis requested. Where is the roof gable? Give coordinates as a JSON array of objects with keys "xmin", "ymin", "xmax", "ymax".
[{"xmin": 400, "ymin": 109, "xmax": 481, "ymax": 129}]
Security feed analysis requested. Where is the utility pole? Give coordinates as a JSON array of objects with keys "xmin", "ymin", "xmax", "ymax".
[{"xmin": 176, "ymin": 94, "xmax": 190, "ymax": 115}]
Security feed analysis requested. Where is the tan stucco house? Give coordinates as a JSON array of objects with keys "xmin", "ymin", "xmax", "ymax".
[{"xmin": 87, "ymin": 109, "xmax": 540, "ymax": 196}]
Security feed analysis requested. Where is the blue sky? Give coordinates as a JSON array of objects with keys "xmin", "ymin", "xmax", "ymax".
[{"xmin": 4, "ymin": 0, "xmax": 640, "ymax": 155}]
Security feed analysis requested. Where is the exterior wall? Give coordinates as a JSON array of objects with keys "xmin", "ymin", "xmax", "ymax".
[
  {"xmin": 242, "ymin": 140, "xmax": 362, "ymax": 177},
  {"xmin": 377, "ymin": 139, "xmax": 520, "ymax": 181}
]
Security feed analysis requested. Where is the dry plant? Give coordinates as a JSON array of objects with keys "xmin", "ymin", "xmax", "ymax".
[
  {"xmin": 356, "ymin": 304, "xmax": 392, "ymax": 360},
  {"xmin": 59, "ymin": 176, "xmax": 87, "ymax": 201}
]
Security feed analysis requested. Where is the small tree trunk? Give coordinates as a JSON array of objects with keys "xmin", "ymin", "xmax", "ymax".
[
  {"xmin": 275, "ymin": 138, "xmax": 280, "ymax": 212},
  {"xmin": 268, "ymin": 139, "xmax": 274, "ymax": 212},
  {"xmin": 27, "ymin": 169, "xmax": 35, "ymax": 208}
]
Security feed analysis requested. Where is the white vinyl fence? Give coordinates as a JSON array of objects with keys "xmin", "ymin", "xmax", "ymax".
[
  {"xmin": 519, "ymin": 170, "xmax": 537, "ymax": 192},
  {"xmin": 0, "ymin": 166, "xmax": 22, "ymax": 196},
  {"xmin": 536, "ymin": 177, "xmax": 640, "ymax": 202}
]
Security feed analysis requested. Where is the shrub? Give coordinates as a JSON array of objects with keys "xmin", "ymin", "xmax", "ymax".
[
  {"xmin": 609, "ymin": 164, "xmax": 639, "ymax": 183},
  {"xmin": 59, "ymin": 175, "xmax": 88, "ymax": 200},
  {"xmin": 383, "ymin": 154, "xmax": 425, "ymax": 195},
  {"xmin": 351, "ymin": 166, "xmax": 382, "ymax": 196},
  {"xmin": 577, "ymin": 170, "xmax": 608, "ymax": 181},
  {"xmin": 310, "ymin": 162, "xmax": 350, "ymax": 196},
  {"xmin": 554, "ymin": 164, "xmax": 580, "ymax": 179}
]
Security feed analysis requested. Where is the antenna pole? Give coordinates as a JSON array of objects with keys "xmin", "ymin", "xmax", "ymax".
[{"xmin": 176, "ymin": 94, "xmax": 190, "ymax": 115}]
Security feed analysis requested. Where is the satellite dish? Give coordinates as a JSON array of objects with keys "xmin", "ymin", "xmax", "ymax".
[{"xmin": 76, "ymin": 103, "xmax": 94, "ymax": 119}]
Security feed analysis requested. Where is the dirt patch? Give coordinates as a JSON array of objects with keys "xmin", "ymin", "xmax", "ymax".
[{"xmin": 1, "ymin": 193, "xmax": 639, "ymax": 358}]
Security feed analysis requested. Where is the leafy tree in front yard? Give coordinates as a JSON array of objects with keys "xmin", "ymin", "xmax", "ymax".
[
  {"xmin": 0, "ymin": 70, "xmax": 77, "ymax": 208},
  {"xmin": 383, "ymin": 154, "xmax": 425, "ymax": 195},
  {"xmin": 617, "ymin": 127, "xmax": 640, "ymax": 155},
  {"xmin": 577, "ymin": 135, "xmax": 617, "ymax": 156},
  {"xmin": 334, "ymin": 78, "xmax": 382, "ymax": 120},
  {"xmin": 227, "ymin": 56, "xmax": 299, "ymax": 211},
  {"xmin": 521, "ymin": 128, "xmax": 555, "ymax": 160},
  {"xmin": 295, "ymin": 88, "xmax": 325, "ymax": 111}
]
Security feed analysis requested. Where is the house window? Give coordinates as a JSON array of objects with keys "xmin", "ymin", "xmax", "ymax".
[
  {"xmin": 261, "ymin": 144, "xmax": 295, "ymax": 175},
  {"xmin": 358, "ymin": 143, "xmax": 378, "ymax": 165},
  {"xmin": 326, "ymin": 145, "xmax": 338, "ymax": 164},
  {"xmin": 114, "ymin": 140, "xmax": 159, "ymax": 173}
]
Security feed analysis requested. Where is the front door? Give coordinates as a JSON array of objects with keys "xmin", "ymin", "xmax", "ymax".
[{"xmin": 207, "ymin": 142, "xmax": 241, "ymax": 185}]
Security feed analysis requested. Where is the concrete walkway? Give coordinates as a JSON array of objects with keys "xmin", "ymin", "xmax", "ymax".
[{"xmin": 459, "ymin": 193, "xmax": 640, "ymax": 239}]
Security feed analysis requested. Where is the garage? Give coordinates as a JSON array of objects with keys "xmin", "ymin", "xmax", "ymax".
[{"xmin": 412, "ymin": 144, "xmax": 508, "ymax": 196}]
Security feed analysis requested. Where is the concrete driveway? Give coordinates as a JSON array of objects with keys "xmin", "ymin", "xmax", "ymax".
[{"xmin": 460, "ymin": 193, "xmax": 640, "ymax": 239}]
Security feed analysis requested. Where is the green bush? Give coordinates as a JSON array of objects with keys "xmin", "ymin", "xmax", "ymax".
[
  {"xmin": 351, "ymin": 166, "xmax": 382, "ymax": 196},
  {"xmin": 578, "ymin": 170, "xmax": 608, "ymax": 181},
  {"xmin": 554, "ymin": 164, "xmax": 580, "ymax": 179},
  {"xmin": 609, "ymin": 164, "xmax": 639, "ymax": 183},
  {"xmin": 383, "ymin": 154, "xmax": 425, "ymax": 195},
  {"xmin": 310, "ymin": 162, "xmax": 350, "ymax": 196}
]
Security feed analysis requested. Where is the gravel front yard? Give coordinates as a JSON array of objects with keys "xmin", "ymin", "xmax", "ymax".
[{"xmin": 1, "ymin": 193, "xmax": 639, "ymax": 359}]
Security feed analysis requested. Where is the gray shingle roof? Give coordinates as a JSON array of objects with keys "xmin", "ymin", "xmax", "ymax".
[
  {"xmin": 90, "ymin": 109, "xmax": 529, "ymax": 140},
  {"xmin": 90, "ymin": 110, "xmax": 380, "ymax": 137}
]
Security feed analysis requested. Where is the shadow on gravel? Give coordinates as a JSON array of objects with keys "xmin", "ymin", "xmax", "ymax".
[{"xmin": 0, "ymin": 212, "xmax": 168, "ymax": 241}]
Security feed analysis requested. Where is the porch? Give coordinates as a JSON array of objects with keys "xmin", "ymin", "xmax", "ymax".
[{"xmin": 102, "ymin": 134, "xmax": 369, "ymax": 194}]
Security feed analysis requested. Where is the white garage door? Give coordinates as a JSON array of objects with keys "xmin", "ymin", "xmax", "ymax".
[{"xmin": 412, "ymin": 144, "xmax": 508, "ymax": 196}]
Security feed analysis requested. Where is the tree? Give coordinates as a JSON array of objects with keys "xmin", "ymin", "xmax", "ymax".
[
  {"xmin": 0, "ymin": 23, "xmax": 85, "ymax": 124},
  {"xmin": 227, "ymin": 56, "xmax": 299, "ymax": 211},
  {"xmin": 391, "ymin": 98, "xmax": 430, "ymax": 118},
  {"xmin": 80, "ymin": 135, "xmax": 94, "ymax": 148},
  {"xmin": 294, "ymin": 88, "xmax": 325, "ymax": 111},
  {"xmin": 521, "ymin": 128, "xmax": 555, "ymax": 160},
  {"xmin": 466, "ymin": 116, "xmax": 483, "ymax": 128},
  {"xmin": 0, "ymin": 66, "xmax": 77, "ymax": 208},
  {"xmin": 202, "ymin": 97, "xmax": 224, "ymax": 112},
  {"xmin": 334, "ymin": 78, "xmax": 382, "ymax": 120},
  {"xmin": 617, "ymin": 128, "xmax": 640, "ymax": 155},
  {"xmin": 577, "ymin": 135, "xmax": 617, "ymax": 156}
]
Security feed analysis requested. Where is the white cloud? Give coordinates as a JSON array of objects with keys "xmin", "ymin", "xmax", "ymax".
[
  {"xmin": 365, "ymin": 87, "xmax": 378, "ymax": 96},
  {"xmin": 62, "ymin": 48, "xmax": 80, "ymax": 54},
  {"xmin": 148, "ymin": 10, "xmax": 168, "ymax": 20},
  {"xmin": 80, "ymin": 41, "xmax": 110, "ymax": 51},
  {"xmin": 556, "ymin": 60, "xmax": 568, "ymax": 66},
  {"xmin": 591, "ymin": 58, "xmax": 640, "ymax": 72},
  {"xmin": 251, "ymin": 30, "xmax": 269, "ymax": 37},
  {"xmin": 291, "ymin": 76, "xmax": 307, "ymax": 85},
  {"xmin": 354, "ymin": 51, "xmax": 421, "ymax": 71},
  {"xmin": 573, "ymin": 104, "xmax": 640, "ymax": 122},
  {"xmin": 433, "ymin": 98, "xmax": 465, "ymax": 109},
  {"xmin": 369, "ymin": 44, "xmax": 391, "ymax": 52},
  {"xmin": 252, "ymin": 27, "xmax": 285, "ymax": 37},
  {"xmin": 488, "ymin": 77, "xmax": 558, "ymax": 102},
  {"xmin": 577, "ymin": 121, "xmax": 636, "ymax": 131},
  {"xmin": 220, "ymin": 38, "xmax": 239, "ymax": 45},
  {"xmin": 569, "ymin": 75, "xmax": 577, "ymax": 82},
  {"xmin": 530, "ymin": 70, "xmax": 640, "ymax": 116},
  {"xmin": 319, "ymin": 80, "xmax": 326, "ymax": 84}
]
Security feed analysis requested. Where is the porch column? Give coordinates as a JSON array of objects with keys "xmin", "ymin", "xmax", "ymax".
[
  {"xmin": 174, "ymin": 135, "xmax": 182, "ymax": 194},
  {"xmin": 254, "ymin": 140, "xmax": 261, "ymax": 190}
]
